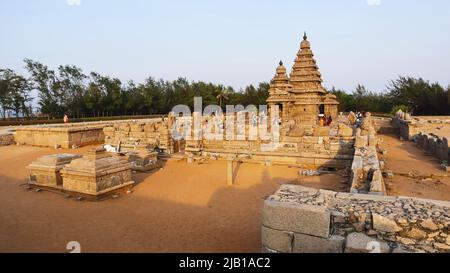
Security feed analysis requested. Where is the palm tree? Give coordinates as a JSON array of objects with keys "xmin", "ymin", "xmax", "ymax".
[{"xmin": 216, "ymin": 88, "xmax": 229, "ymax": 108}]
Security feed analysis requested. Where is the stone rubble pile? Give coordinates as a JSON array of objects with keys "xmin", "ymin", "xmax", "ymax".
[{"xmin": 264, "ymin": 184, "xmax": 450, "ymax": 253}]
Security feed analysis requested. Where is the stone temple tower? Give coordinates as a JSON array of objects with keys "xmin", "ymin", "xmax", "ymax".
[{"xmin": 267, "ymin": 33, "xmax": 339, "ymax": 126}]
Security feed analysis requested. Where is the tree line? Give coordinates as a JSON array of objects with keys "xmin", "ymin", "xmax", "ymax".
[
  {"xmin": 332, "ymin": 78, "xmax": 450, "ymax": 116},
  {"xmin": 1, "ymin": 59, "xmax": 449, "ymax": 119}
]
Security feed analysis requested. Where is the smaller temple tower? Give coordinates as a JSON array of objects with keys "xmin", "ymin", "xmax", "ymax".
[{"xmin": 267, "ymin": 33, "xmax": 339, "ymax": 126}]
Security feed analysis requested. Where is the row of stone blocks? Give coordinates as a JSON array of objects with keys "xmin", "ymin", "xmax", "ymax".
[
  {"xmin": 27, "ymin": 147, "xmax": 134, "ymax": 196},
  {"xmin": 350, "ymin": 147, "xmax": 385, "ymax": 195},
  {"xmin": 103, "ymin": 121, "xmax": 175, "ymax": 154},
  {"xmin": 262, "ymin": 185, "xmax": 450, "ymax": 253},
  {"xmin": 415, "ymin": 133, "xmax": 449, "ymax": 164},
  {"xmin": 392, "ymin": 117, "xmax": 426, "ymax": 141}
]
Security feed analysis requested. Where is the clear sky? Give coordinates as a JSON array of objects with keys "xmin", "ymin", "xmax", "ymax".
[{"xmin": 1, "ymin": 0, "xmax": 450, "ymax": 93}]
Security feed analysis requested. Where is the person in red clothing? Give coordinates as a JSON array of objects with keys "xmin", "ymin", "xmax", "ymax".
[
  {"xmin": 63, "ymin": 114, "xmax": 69, "ymax": 124},
  {"xmin": 326, "ymin": 115, "xmax": 333, "ymax": 126}
]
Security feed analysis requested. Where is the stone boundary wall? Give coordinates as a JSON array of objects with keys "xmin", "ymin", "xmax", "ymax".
[
  {"xmin": 0, "ymin": 133, "xmax": 15, "ymax": 146},
  {"xmin": 262, "ymin": 184, "xmax": 450, "ymax": 253},
  {"xmin": 350, "ymin": 147, "xmax": 385, "ymax": 195},
  {"xmin": 183, "ymin": 114, "xmax": 357, "ymax": 168},
  {"xmin": 392, "ymin": 117, "xmax": 425, "ymax": 141},
  {"xmin": 350, "ymin": 115, "xmax": 385, "ymax": 195},
  {"xmin": 103, "ymin": 118, "xmax": 182, "ymax": 154},
  {"xmin": 195, "ymin": 136, "xmax": 355, "ymax": 168},
  {"xmin": 392, "ymin": 111, "xmax": 449, "ymax": 168},
  {"xmin": 12, "ymin": 118, "xmax": 163, "ymax": 149},
  {"xmin": 415, "ymin": 133, "xmax": 449, "ymax": 166}
]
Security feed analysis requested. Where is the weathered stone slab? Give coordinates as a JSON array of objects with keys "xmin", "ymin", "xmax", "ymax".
[
  {"xmin": 262, "ymin": 200, "xmax": 330, "ymax": 238},
  {"xmin": 293, "ymin": 233, "xmax": 344, "ymax": 253},
  {"xmin": 372, "ymin": 213, "xmax": 402, "ymax": 233},
  {"xmin": 261, "ymin": 226, "xmax": 293, "ymax": 253},
  {"xmin": 345, "ymin": 233, "xmax": 390, "ymax": 253}
]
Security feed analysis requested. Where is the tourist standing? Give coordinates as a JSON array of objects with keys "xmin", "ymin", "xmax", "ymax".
[
  {"xmin": 63, "ymin": 114, "xmax": 69, "ymax": 125},
  {"xmin": 326, "ymin": 115, "xmax": 333, "ymax": 126}
]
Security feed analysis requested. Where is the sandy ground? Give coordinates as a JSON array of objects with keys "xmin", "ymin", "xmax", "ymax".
[
  {"xmin": 381, "ymin": 134, "xmax": 450, "ymax": 201},
  {"xmin": 0, "ymin": 144, "xmax": 348, "ymax": 253}
]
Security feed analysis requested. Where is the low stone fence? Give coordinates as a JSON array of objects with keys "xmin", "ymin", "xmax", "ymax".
[
  {"xmin": 350, "ymin": 146, "xmax": 385, "ymax": 195},
  {"xmin": 350, "ymin": 118, "xmax": 385, "ymax": 195},
  {"xmin": 262, "ymin": 184, "xmax": 450, "ymax": 253},
  {"xmin": 0, "ymin": 133, "xmax": 15, "ymax": 146},
  {"xmin": 415, "ymin": 133, "xmax": 449, "ymax": 166},
  {"xmin": 391, "ymin": 111, "xmax": 449, "ymax": 168}
]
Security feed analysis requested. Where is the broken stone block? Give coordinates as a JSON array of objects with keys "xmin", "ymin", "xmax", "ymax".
[
  {"xmin": 369, "ymin": 170, "xmax": 384, "ymax": 194},
  {"xmin": 405, "ymin": 228, "xmax": 427, "ymax": 240},
  {"xmin": 125, "ymin": 150, "xmax": 158, "ymax": 172},
  {"xmin": 355, "ymin": 135, "xmax": 368, "ymax": 148},
  {"xmin": 345, "ymin": 232, "xmax": 390, "ymax": 253},
  {"xmin": 420, "ymin": 219, "xmax": 439, "ymax": 231},
  {"xmin": 313, "ymin": 126, "xmax": 330, "ymax": 137},
  {"xmin": 293, "ymin": 233, "xmax": 344, "ymax": 253},
  {"xmin": 27, "ymin": 154, "xmax": 82, "ymax": 187},
  {"xmin": 262, "ymin": 200, "xmax": 331, "ymax": 238},
  {"xmin": 372, "ymin": 213, "xmax": 402, "ymax": 233},
  {"xmin": 61, "ymin": 147, "xmax": 134, "ymax": 196},
  {"xmin": 368, "ymin": 135, "xmax": 378, "ymax": 147},
  {"xmin": 261, "ymin": 226, "xmax": 293, "ymax": 253},
  {"xmin": 338, "ymin": 124, "xmax": 354, "ymax": 137}
]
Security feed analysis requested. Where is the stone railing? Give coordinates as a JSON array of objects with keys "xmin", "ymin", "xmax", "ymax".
[
  {"xmin": 262, "ymin": 184, "xmax": 450, "ymax": 253},
  {"xmin": 392, "ymin": 110, "xmax": 449, "ymax": 169},
  {"xmin": 391, "ymin": 110, "xmax": 425, "ymax": 141},
  {"xmin": 415, "ymin": 133, "xmax": 449, "ymax": 169}
]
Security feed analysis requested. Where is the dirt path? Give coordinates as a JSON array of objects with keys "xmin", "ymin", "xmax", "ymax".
[
  {"xmin": 0, "ymin": 145, "xmax": 312, "ymax": 253},
  {"xmin": 381, "ymin": 134, "xmax": 450, "ymax": 201}
]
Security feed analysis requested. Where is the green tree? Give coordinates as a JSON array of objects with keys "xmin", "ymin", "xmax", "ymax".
[
  {"xmin": 0, "ymin": 69, "xmax": 32, "ymax": 118},
  {"xmin": 24, "ymin": 59, "xmax": 61, "ymax": 118}
]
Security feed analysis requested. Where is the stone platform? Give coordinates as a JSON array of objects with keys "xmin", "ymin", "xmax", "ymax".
[
  {"xmin": 27, "ymin": 154, "xmax": 82, "ymax": 187},
  {"xmin": 60, "ymin": 147, "xmax": 134, "ymax": 196},
  {"xmin": 15, "ymin": 125, "xmax": 104, "ymax": 148}
]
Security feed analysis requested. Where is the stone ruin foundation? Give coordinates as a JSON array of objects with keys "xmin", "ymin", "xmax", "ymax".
[
  {"xmin": 27, "ymin": 154, "xmax": 82, "ymax": 187},
  {"xmin": 27, "ymin": 147, "xmax": 134, "ymax": 199},
  {"xmin": 262, "ymin": 184, "xmax": 450, "ymax": 253},
  {"xmin": 15, "ymin": 124, "xmax": 105, "ymax": 149},
  {"xmin": 60, "ymin": 147, "xmax": 134, "ymax": 196},
  {"xmin": 392, "ymin": 110, "xmax": 450, "ymax": 171}
]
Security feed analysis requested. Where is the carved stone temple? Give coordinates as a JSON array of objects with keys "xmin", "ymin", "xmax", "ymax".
[{"xmin": 267, "ymin": 33, "xmax": 339, "ymax": 126}]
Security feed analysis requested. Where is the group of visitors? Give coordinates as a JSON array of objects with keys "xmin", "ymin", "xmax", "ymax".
[{"xmin": 318, "ymin": 114, "xmax": 333, "ymax": 127}]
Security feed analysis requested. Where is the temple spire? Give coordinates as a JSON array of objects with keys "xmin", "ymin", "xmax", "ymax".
[{"xmin": 289, "ymin": 32, "xmax": 325, "ymax": 93}]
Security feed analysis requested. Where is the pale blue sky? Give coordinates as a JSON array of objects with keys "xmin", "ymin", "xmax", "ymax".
[{"xmin": 1, "ymin": 0, "xmax": 450, "ymax": 93}]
